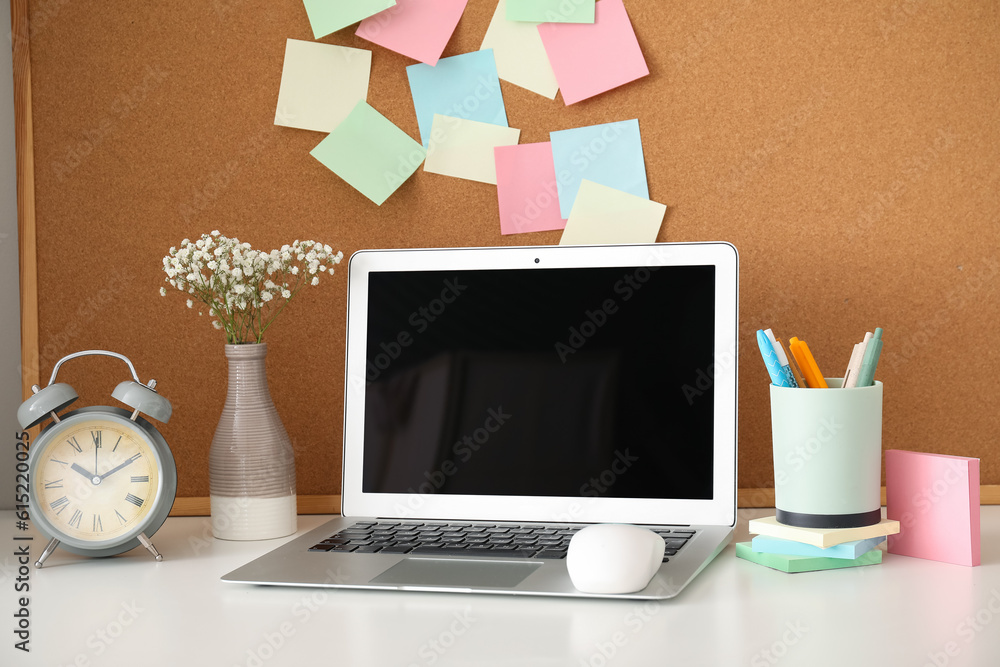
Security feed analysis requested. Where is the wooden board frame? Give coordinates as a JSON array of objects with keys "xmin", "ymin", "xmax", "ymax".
[{"xmin": 12, "ymin": 1, "xmax": 1000, "ymax": 507}]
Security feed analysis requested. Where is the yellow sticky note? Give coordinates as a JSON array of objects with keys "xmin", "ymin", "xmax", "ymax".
[
  {"xmin": 481, "ymin": 0, "xmax": 559, "ymax": 99},
  {"xmin": 275, "ymin": 39, "xmax": 372, "ymax": 133},
  {"xmin": 424, "ymin": 115, "xmax": 520, "ymax": 184},
  {"xmin": 559, "ymin": 180, "xmax": 666, "ymax": 245}
]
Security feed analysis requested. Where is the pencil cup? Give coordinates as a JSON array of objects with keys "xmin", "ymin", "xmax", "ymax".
[{"xmin": 769, "ymin": 379, "xmax": 883, "ymax": 529}]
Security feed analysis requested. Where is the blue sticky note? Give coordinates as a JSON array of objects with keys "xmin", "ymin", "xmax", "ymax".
[
  {"xmin": 751, "ymin": 535, "xmax": 886, "ymax": 560},
  {"xmin": 549, "ymin": 119, "xmax": 648, "ymax": 219},
  {"xmin": 406, "ymin": 50, "xmax": 508, "ymax": 147}
]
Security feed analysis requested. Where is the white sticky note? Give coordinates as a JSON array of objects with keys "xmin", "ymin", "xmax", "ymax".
[
  {"xmin": 275, "ymin": 39, "xmax": 372, "ymax": 133},
  {"xmin": 559, "ymin": 180, "xmax": 666, "ymax": 245},
  {"xmin": 480, "ymin": 0, "xmax": 559, "ymax": 99},
  {"xmin": 424, "ymin": 115, "xmax": 521, "ymax": 184}
]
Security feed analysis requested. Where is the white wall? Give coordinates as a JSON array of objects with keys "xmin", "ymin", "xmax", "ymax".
[{"xmin": 2, "ymin": 1, "xmax": 23, "ymax": 510}]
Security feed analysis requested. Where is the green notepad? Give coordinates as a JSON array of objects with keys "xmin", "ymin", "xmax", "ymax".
[
  {"xmin": 310, "ymin": 100, "xmax": 425, "ymax": 206},
  {"xmin": 735, "ymin": 542, "xmax": 883, "ymax": 573}
]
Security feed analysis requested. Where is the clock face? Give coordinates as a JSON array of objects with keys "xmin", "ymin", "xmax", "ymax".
[{"xmin": 35, "ymin": 415, "xmax": 162, "ymax": 545}]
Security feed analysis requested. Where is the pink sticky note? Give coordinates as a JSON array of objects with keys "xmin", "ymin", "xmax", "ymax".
[
  {"xmin": 537, "ymin": 0, "xmax": 648, "ymax": 105},
  {"xmin": 356, "ymin": 0, "xmax": 468, "ymax": 66},
  {"xmin": 495, "ymin": 143, "xmax": 566, "ymax": 235},
  {"xmin": 886, "ymin": 449, "xmax": 981, "ymax": 566}
]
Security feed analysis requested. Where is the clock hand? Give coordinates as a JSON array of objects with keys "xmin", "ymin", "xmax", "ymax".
[
  {"xmin": 99, "ymin": 453, "xmax": 142, "ymax": 480},
  {"xmin": 71, "ymin": 463, "xmax": 95, "ymax": 480}
]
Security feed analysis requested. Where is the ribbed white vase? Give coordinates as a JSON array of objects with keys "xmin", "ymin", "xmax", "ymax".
[{"xmin": 209, "ymin": 343, "xmax": 297, "ymax": 540}]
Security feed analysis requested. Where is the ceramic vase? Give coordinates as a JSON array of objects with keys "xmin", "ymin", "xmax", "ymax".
[{"xmin": 209, "ymin": 343, "xmax": 297, "ymax": 540}]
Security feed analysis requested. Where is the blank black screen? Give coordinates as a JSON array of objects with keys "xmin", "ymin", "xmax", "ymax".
[{"xmin": 361, "ymin": 265, "xmax": 716, "ymax": 500}]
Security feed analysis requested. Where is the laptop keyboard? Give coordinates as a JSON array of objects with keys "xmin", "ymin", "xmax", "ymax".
[{"xmin": 308, "ymin": 521, "xmax": 695, "ymax": 562}]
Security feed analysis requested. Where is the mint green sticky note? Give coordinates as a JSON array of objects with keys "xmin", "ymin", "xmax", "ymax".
[
  {"xmin": 310, "ymin": 101, "xmax": 425, "ymax": 206},
  {"xmin": 506, "ymin": 0, "xmax": 594, "ymax": 24},
  {"xmin": 302, "ymin": 0, "xmax": 396, "ymax": 39}
]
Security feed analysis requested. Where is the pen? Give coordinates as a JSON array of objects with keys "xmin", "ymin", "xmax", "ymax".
[
  {"xmin": 855, "ymin": 327, "xmax": 884, "ymax": 387},
  {"xmin": 763, "ymin": 329, "xmax": 798, "ymax": 388},
  {"xmin": 776, "ymin": 338, "xmax": 806, "ymax": 388},
  {"xmin": 788, "ymin": 337, "xmax": 829, "ymax": 388},
  {"xmin": 757, "ymin": 329, "xmax": 793, "ymax": 387},
  {"xmin": 842, "ymin": 331, "xmax": 872, "ymax": 389}
]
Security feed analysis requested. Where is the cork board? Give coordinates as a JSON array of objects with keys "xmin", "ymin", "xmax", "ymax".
[{"xmin": 20, "ymin": 0, "xmax": 1000, "ymax": 502}]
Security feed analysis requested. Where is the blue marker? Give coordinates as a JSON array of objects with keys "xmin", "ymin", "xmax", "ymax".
[
  {"xmin": 764, "ymin": 328, "xmax": 799, "ymax": 388},
  {"xmin": 757, "ymin": 329, "xmax": 792, "ymax": 387}
]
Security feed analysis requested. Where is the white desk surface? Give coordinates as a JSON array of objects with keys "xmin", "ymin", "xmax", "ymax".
[{"xmin": 3, "ymin": 507, "xmax": 999, "ymax": 667}]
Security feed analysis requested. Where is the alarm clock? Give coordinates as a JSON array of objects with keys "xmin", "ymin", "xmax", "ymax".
[{"xmin": 17, "ymin": 350, "xmax": 177, "ymax": 567}]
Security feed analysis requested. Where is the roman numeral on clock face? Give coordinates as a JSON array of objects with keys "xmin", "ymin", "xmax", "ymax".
[
  {"xmin": 67, "ymin": 436, "xmax": 83, "ymax": 453},
  {"xmin": 50, "ymin": 496, "xmax": 70, "ymax": 514},
  {"xmin": 125, "ymin": 493, "xmax": 144, "ymax": 507},
  {"xmin": 93, "ymin": 514, "xmax": 103, "ymax": 532},
  {"xmin": 44, "ymin": 479, "xmax": 63, "ymax": 489},
  {"xmin": 131, "ymin": 475, "xmax": 149, "ymax": 483},
  {"xmin": 69, "ymin": 509, "xmax": 83, "ymax": 529},
  {"xmin": 92, "ymin": 430, "xmax": 102, "ymax": 447}
]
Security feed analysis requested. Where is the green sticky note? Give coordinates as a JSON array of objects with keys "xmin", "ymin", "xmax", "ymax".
[
  {"xmin": 302, "ymin": 0, "xmax": 396, "ymax": 39},
  {"xmin": 310, "ymin": 101, "xmax": 425, "ymax": 206},
  {"xmin": 735, "ymin": 542, "xmax": 883, "ymax": 573},
  {"xmin": 506, "ymin": 0, "xmax": 594, "ymax": 24}
]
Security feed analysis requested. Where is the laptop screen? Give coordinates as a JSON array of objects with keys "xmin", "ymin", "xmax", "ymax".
[
  {"xmin": 342, "ymin": 244, "xmax": 738, "ymax": 527},
  {"xmin": 361, "ymin": 266, "xmax": 716, "ymax": 501}
]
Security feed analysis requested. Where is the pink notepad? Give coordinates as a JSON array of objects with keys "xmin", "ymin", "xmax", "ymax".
[
  {"xmin": 537, "ymin": 0, "xmax": 648, "ymax": 105},
  {"xmin": 356, "ymin": 0, "xmax": 467, "ymax": 66},
  {"xmin": 885, "ymin": 449, "xmax": 980, "ymax": 566}
]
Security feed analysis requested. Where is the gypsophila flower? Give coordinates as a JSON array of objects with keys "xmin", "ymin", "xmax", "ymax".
[{"xmin": 161, "ymin": 233, "xmax": 343, "ymax": 344}]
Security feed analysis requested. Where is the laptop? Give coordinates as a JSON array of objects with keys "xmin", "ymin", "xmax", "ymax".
[{"xmin": 222, "ymin": 242, "xmax": 739, "ymax": 599}]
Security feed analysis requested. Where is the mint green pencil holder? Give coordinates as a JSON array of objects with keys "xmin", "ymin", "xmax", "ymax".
[{"xmin": 770, "ymin": 379, "xmax": 883, "ymax": 529}]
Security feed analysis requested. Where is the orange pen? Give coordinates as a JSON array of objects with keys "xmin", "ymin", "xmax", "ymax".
[{"xmin": 788, "ymin": 337, "xmax": 828, "ymax": 388}]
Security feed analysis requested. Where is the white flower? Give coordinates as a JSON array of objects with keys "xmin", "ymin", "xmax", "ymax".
[{"xmin": 163, "ymin": 234, "xmax": 340, "ymax": 343}]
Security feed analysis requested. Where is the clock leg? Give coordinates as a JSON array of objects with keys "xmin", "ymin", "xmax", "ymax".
[
  {"xmin": 137, "ymin": 532, "xmax": 163, "ymax": 561},
  {"xmin": 36, "ymin": 537, "xmax": 60, "ymax": 568}
]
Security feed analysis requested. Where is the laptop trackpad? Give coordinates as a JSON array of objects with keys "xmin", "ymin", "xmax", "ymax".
[{"xmin": 370, "ymin": 558, "xmax": 542, "ymax": 589}]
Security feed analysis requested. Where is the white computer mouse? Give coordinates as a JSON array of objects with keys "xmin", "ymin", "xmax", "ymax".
[{"xmin": 566, "ymin": 524, "xmax": 666, "ymax": 595}]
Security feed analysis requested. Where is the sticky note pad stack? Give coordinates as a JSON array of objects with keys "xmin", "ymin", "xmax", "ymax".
[
  {"xmin": 885, "ymin": 449, "xmax": 981, "ymax": 566},
  {"xmin": 739, "ymin": 516, "xmax": 900, "ymax": 573}
]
